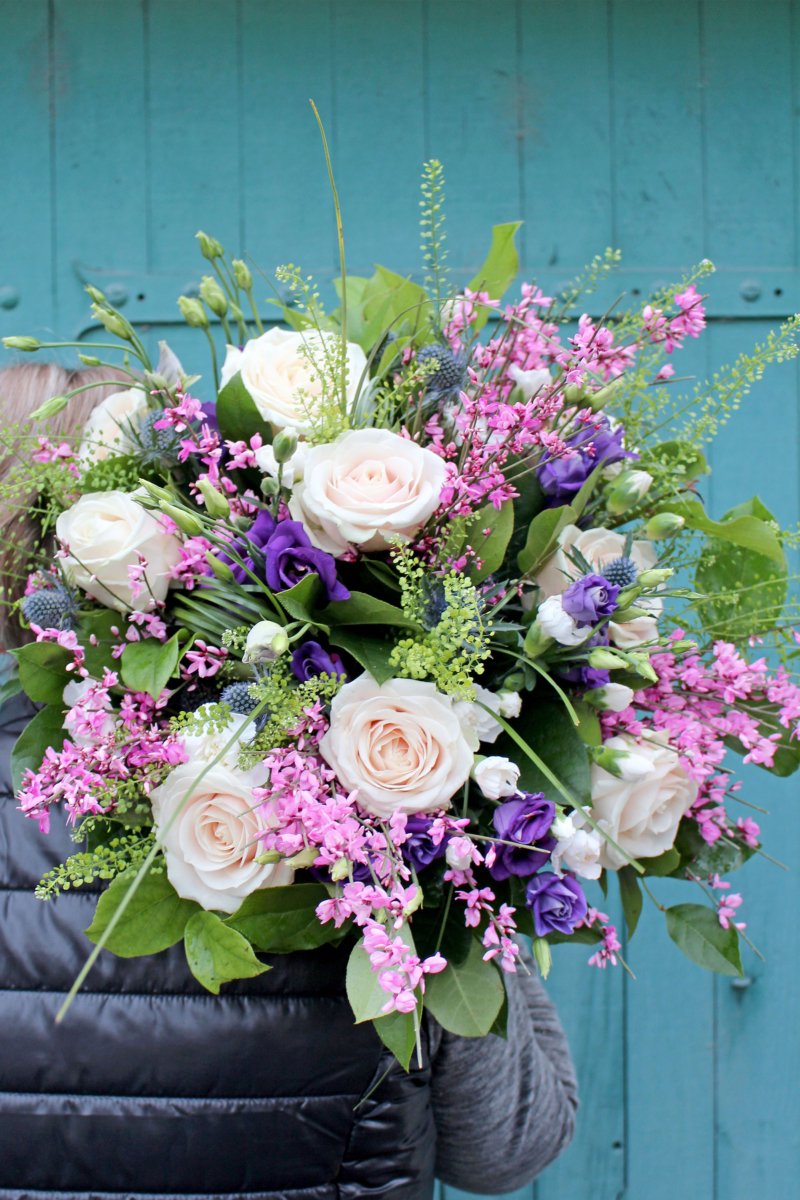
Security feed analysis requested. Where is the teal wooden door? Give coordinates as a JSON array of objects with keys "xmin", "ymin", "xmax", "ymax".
[{"xmin": 1, "ymin": 2, "xmax": 799, "ymax": 1195}]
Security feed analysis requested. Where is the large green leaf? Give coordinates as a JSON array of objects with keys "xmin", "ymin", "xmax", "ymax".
[
  {"xmin": 467, "ymin": 222, "xmax": 522, "ymax": 330},
  {"xmin": 423, "ymin": 936, "xmax": 505, "ymax": 1037},
  {"xmin": 695, "ymin": 496, "xmax": 787, "ymax": 639},
  {"xmin": 654, "ymin": 497, "xmax": 785, "ymax": 564},
  {"xmin": 372, "ymin": 1009, "xmax": 417, "ymax": 1071},
  {"xmin": 328, "ymin": 628, "xmax": 397, "ymax": 685},
  {"xmin": 618, "ymin": 865, "xmax": 643, "ymax": 938},
  {"xmin": 492, "ymin": 694, "xmax": 591, "ymax": 806},
  {"xmin": 85, "ymin": 867, "xmax": 199, "ymax": 957},
  {"xmin": 646, "ymin": 439, "xmax": 709, "ymax": 481},
  {"xmin": 11, "ymin": 703, "xmax": 66, "ymax": 792},
  {"xmin": 120, "ymin": 634, "xmax": 180, "ymax": 700},
  {"xmin": 317, "ymin": 591, "xmax": 422, "ymax": 633},
  {"xmin": 639, "ymin": 847, "xmax": 682, "ymax": 877},
  {"xmin": 225, "ymin": 883, "xmax": 344, "ymax": 952},
  {"xmin": 517, "ymin": 505, "xmax": 576, "ymax": 576},
  {"xmin": 665, "ymin": 902, "xmax": 744, "ymax": 977},
  {"xmin": 363, "ymin": 265, "xmax": 431, "ymax": 337},
  {"xmin": 671, "ymin": 819, "xmax": 755, "ymax": 878},
  {"xmin": 347, "ymin": 924, "xmax": 417, "ymax": 1024},
  {"xmin": 277, "ymin": 573, "xmax": 325, "ymax": 625},
  {"xmin": 216, "ymin": 370, "xmax": 273, "ymax": 445},
  {"xmin": 184, "ymin": 910, "xmax": 270, "ymax": 993},
  {"xmin": 463, "ymin": 500, "xmax": 514, "ymax": 582},
  {"xmin": 78, "ymin": 609, "xmax": 123, "ymax": 678},
  {"xmin": 14, "ymin": 642, "xmax": 73, "ymax": 704}
]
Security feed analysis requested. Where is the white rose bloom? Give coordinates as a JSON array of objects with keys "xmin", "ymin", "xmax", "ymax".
[
  {"xmin": 319, "ymin": 673, "xmax": 473, "ymax": 819},
  {"xmin": 590, "ymin": 732, "xmax": 698, "ymax": 869},
  {"xmin": 553, "ymin": 828, "xmax": 604, "ymax": 880},
  {"xmin": 289, "ymin": 428, "xmax": 447, "ymax": 556},
  {"xmin": 237, "ymin": 327, "xmax": 368, "ymax": 432},
  {"xmin": 62, "ymin": 679, "xmax": 115, "ymax": 745},
  {"xmin": 56, "ymin": 491, "xmax": 183, "ymax": 613},
  {"xmin": 536, "ymin": 594, "xmax": 586, "ymax": 647},
  {"xmin": 508, "ymin": 364, "xmax": 552, "ymax": 399},
  {"xmin": 472, "ymin": 755, "xmax": 521, "ymax": 801},
  {"xmin": 453, "ymin": 685, "xmax": 507, "ymax": 751},
  {"xmin": 254, "ymin": 440, "xmax": 310, "ymax": 489},
  {"xmin": 78, "ymin": 388, "xmax": 149, "ymax": 464},
  {"xmin": 220, "ymin": 344, "xmax": 244, "ymax": 390},
  {"xmin": 150, "ymin": 758, "xmax": 293, "ymax": 914}
]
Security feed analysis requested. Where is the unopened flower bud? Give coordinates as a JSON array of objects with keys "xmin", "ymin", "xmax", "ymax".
[
  {"xmin": 592, "ymin": 745, "xmax": 655, "ymax": 781},
  {"xmin": 285, "ymin": 847, "xmax": 319, "ymax": 869},
  {"xmin": 84, "ymin": 284, "xmax": 106, "ymax": 304},
  {"xmin": 205, "ymin": 551, "xmax": 235, "ymax": 583},
  {"xmin": 636, "ymin": 567, "xmax": 674, "ymax": 588},
  {"xmin": 445, "ymin": 838, "xmax": 475, "ymax": 872},
  {"xmin": 628, "ymin": 652, "xmax": 658, "ymax": 682},
  {"xmin": 330, "ymin": 857, "xmax": 351, "ymax": 882},
  {"xmin": 243, "ymin": 620, "xmax": 289, "ymax": 664},
  {"xmin": 502, "ymin": 671, "xmax": 526, "ymax": 692},
  {"xmin": 2, "ymin": 336, "xmax": 41, "ymax": 351},
  {"xmin": 523, "ymin": 621, "xmax": 554, "ymax": 659},
  {"xmin": 611, "ymin": 605, "xmax": 650, "ymax": 622},
  {"xmin": 178, "ymin": 296, "xmax": 210, "ymax": 329},
  {"xmin": 272, "ymin": 429, "xmax": 298, "ymax": 465},
  {"xmin": 200, "ymin": 275, "xmax": 228, "ymax": 319},
  {"xmin": 232, "ymin": 259, "xmax": 253, "ymax": 289},
  {"xmin": 564, "ymin": 384, "xmax": 586, "ymax": 403},
  {"xmin": 645, "ymin": 512, "xmax": 685, "ymax": 540},
  {"xmin": 229, "ymin": 300, "xmax": 245, "ymax": 323},
  {"xmin": 138, "ymin": 478, "xmax": 173, "ymax": 504},
  {"xmin": 198, "ymin": 478, "xmax": 230, "ymax": 518},
  {"xmin": 234, "ymin": 515, "xmax": 253, "ymax": 533},
  {"xmin": 196, "ymin": 230, "xmax": 224, "ymax": 259},
  {"xmin": 583, "ymin": 682, "xmax": 635, "ymax": 712},
  {"xmin": 606, "ymin": 469, "xmax": 653, "ymax": 515},
  {"xmin": 550, "ymin": 812, "xmax": 577, "ymax": 840},
  {"xmin": 159, "ymin": 500, "xmax": 203, "ymax": 537},
  {"xmin": 30, "ymin": 394, "xmax": 69, "ymax": 420},
  {"xmin": 145, "ymin": 371, "xmax": 171, "ymax": 392},
  {"xmin": 532, "ymin": 936, "xmax": 552, "ymax": 979},
  {"xmin": 91, "ymin": 304, "xmax": 132, "ymax": 340},
  {"xmin": 254, "ymin": 850, "xmax": 283, "ymax": 865},
  {"xmin": 78, "ymin": 353, "xmax": 102, "ymax": 367},
  {"xmin": 587, "ymin": 377, "xmax": 624, "ymax": 412},
  {"xmin": 587, "ymin": 647, "xmax": 628, "ymax": 670},
  {"xmin": 261, "ymin": 476, "xmax": 280, "ymax": 498}
]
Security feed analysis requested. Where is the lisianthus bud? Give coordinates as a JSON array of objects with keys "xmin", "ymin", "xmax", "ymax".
[
  {"xmin": 330, "ymin": 856, "xmax": 351, "ymax": 882},
  {"xmin": 606, "ymin": 469, "xmax": 654, "ymax": 515},
  {"xmin": 205, "ymin": 551, "xmax": 235, "ymax": 582},
  {"xmin": 645, "ymin": 512, "xmax": 685, "ymax": 540},
  {"xmin": 229, "ymin": 300, "xmax": 245, "ymax": 323},
  {"xmin": 200, "ymin": 275, "xmax": 228, "ymax": 319},
  {"xmin": 611, "ymin": 605, "xmax": 650, "ymax": 622},
  {"xmin": 198, "ymin": 478, "xmax": 230, "ymax": 518},
  {"xmin": 138, "ymin": 478, "xmax": 173, "ymax": 504},
  {"xmin": 178, "ymin": 296, "xmax": 209, "ymax": 329},
  {"xmin": 30, "ymin": 394, "xmax": 69, "ymax": 420},
  {"xmin": 159, "ymin": 500, "xmax": 203, "ymax": 537},
  {"xmin": 261, "ymin": 477, "xmax": 280, "ymax": 498},
  {"xmin": 196, "ymin": 230, "xmax": 224, "ymax": 259},
  {"xmin": 587, "ymin": 647, "xmax": 628, "ymax": 670},
  {"xmin": 592, "ymin": 744, "xmax": 655, "ymax": 781},
  {"xmin": 2, "ymin": 336, "xmax": 41, "ymax": 351},
  {"xmin": 254, "ymin": 850, "xmax": 282, "ymax": 864},
  {"xmin": 85, "ymin": 285, "xmax": 106, "ymax": 304},
  {"xmin": 285, "ymin": 847, "xmax": 319, "ymax": 869},
  {"xmin": 523, "ymin": 621, "xmax": 555, "ymax": 659},
  {"xmin": 243, "ymin": 620, "xmax": 290, "ymax": 664},
  {"xmin": 587, "ymin": 377, "xmax": 624, "ymax": 412},
  {"xmin": 636, "ymin": 567, "xmax": 674, "ymax": 587},
  {"xmin": 564, "ymin": 384, "xmax": 586, "ymax": 403},
  {"xmin": 533, "ymin": 936, "xmax": 552, "ymax": 979},
  {"xmin": 583, "ymin": 682, "xmax": 635, "ymax": 712},
  {"xmin": 502, "ymin": 671, "xmax": 526, "ymax": 692},
  {"xmin": 232, "ymin": 259, "xmax": 253, "ymax": 289},
  {"xmin": 272, "ymin": 428, "xmax": 298, "ymax": 465},
  {"xmin": 78, "ymin": 353, "xmax": 102, "ymax": 367},
  {"xmin": 550, "ymin": 811, "xmax": 577, "ymax": 840},
  {"xmin": 628, "ymin": 652, "xmax": 658, "ymax": 682},
  {"xmin": 90, "ymin": 305, "xmax": 132, "ymax": 340}
]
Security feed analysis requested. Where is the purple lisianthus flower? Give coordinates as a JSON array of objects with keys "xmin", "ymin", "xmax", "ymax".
[
  {"xmin": 555, "ymin": 631, "xmax": 610, "ymax": 691},
  {"xmin": 291, "ymin": 641, "xmax": 347, "ymax": 683},
  {"xmin": 401, "ymin": 815, "xmax": 449, "ymax": 872},
  {"xmin": 525, "ymin": 872, "xmax": 588, "ymax": 937},
  {"xmin": 537, "ymin": 416, "xmax": 637, "ymax": 507},
  {"xmin": 265, "ymin": 520, "xmax": 350, "ymax": 604},
  {"xmin": 488, "ymin": 792, "xmax": 557, "ymax": 881},
  {"xmin": 562, "ymin": 573, "xmax": 619, "ymax": 627},
  {"xmin": 217, "ymin": 508, "xmax": 277, "ymax": 583}
]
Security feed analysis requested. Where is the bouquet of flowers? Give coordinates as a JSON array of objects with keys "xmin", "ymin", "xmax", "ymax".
[{"xmin": 3, "ymin": 154, "xmax": 800, "ymax": 1068}]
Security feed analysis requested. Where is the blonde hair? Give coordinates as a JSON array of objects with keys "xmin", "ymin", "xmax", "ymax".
[{"xmin": 0, "ymin": 361, "xmax": 131, "ymax": 650}]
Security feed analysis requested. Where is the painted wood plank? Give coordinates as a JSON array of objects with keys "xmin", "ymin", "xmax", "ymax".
[{"xmin": 0, "ymin": 1, "xmax": 54, "ymax": 346}]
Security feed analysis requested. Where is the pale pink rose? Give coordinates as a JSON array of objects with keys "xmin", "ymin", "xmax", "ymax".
[
  {"xmin": 319, "ymin": 673, "xmax": 474, "ymax": 819},
  {"xmin": 590, "ymin": 732, "xmax": 698, "ymax": 870},
  {"xmin": 289, "ymin": 428, "xmax": 447, "ymax": 555},
  {"xmin": 150, "ymin": 758, "xmax": 293, "ymax": 914}
]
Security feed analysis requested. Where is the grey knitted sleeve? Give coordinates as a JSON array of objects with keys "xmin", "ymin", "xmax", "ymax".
[{"xmin": 428, "ymin": 949, "xmax": 578, "ymax": 1194}]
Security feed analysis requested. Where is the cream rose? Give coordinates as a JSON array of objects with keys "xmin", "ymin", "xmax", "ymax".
[
  {"xmin": 590, "ymin": 732, "xmax": 698, "ymax": 869},
  {"xmin": 78, "ymin": 388, "xmax": 149, "ymax": 464},
  {"xmin": 56, "ymin": 491, "xmax": 183, "ymax": 612},
  {"xmin": 151, "ymin": 759, "xmax": 293, "ymax": 914},
  {"xmin": 319, "ymin": 673, "xmax": 474, "ymax": 819},
  {"xmin": 289, "ymin": 428, "xmax": 447, "ymax": 556},
  {"xmin": 237, "ymin": 327, "xmax": 368, "ymax": 431},
  {"xmin": 534, "ymin": 524, "xmax": 661, "ymax": 648}
]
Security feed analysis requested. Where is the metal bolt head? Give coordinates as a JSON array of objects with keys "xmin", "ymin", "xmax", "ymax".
[
  {"xmin": 740, "ymin": 279, "xmax": 761, "ymax": 302},
  {"xmin": 0, "ymin": 286, "xmax": 20, "ymax": 310},
  {"xmin": 105, "ymin": 283, "xmax": 129, "ymax": 307}
]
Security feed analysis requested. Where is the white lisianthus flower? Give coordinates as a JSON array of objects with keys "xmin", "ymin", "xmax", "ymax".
[
  {"xmin": 236, "ymin": 328, "xmax": 368, "ymax": 432},
  {"xmin": 453, "ymin": 685, "xmax": 509, "ymax": 751},
  {"xmin": 254, "ymin": 440, "xmax": 310, "ymax": 489},
  {"xmin": 552, "ymin": 828, "xmax": 604, "ymax": 880},
  {"xmin": 150, "ymin": 758, "xmax": 293, "ymax": 914},
  {"xmin": 56, "ymin": 491, "xmax": 183, "ymax": 613},
  {"xmin": 243, "ymin": 621, "xmax": 289, "ymax": 664},
  {"xmin": 78, "ymin": 388, "xmax": 149, "ymax": 464},
  {"xmin": 590, "ymin": 732, "xmax": 698, "ymax": 869},
  {"xmin": 585, "ymin": 682, "xmax": 635, "ymax": 712},
  {"xmin": 472, "ymin": 755, "xmax": 521, "ymax": 801},
  {"xmin": 508, "ymin": 363, "xmax": 552, "ymax": 399},
  {"xmin": 496, "ymin": 690, "xmax": 522, "ymax": 719},
  {"xmin": 536, "ymin": 594, "xmax": 586, "ymax": 647},
  {"xmin": 289, "ymin": 428, "xmax": 446, "ymax": 556},
  {"xmin": 319, "ymin": 673, "xmax": 473, "ymax": 819}
]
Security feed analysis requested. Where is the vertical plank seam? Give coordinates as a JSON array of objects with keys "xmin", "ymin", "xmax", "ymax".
[
  {"xmin": 47, "ymin": 0, "xmax": 58, "ymax": 328},
  {"xmin": 422, "ymin": 0, "xmax": 430, "ymax": 161},
  {"xmin": 698, "ymin": 0, "xmax": 709, "ymax": 262},
  {"xmin": 329, "ymin": 0, "xmax": 339, "ymax": 273},
  {"xmin": 606, "ymin": 0, "xmax": 617, "ymax": 251},
  {"xmin": 236, "ymin": 0, "xmax": 245, "ymax": 257},
  {"xmin": 515, "ymin": 0, "xmax": 526, "ymax": 269},
  {"xmin": 792, "ymin": 0, "xmax": 799, "ymax": 271},
  {"xmin": 143, "ymin": 0, "xmax": 152, "ymax": 274},
  {"xmin": 621, "ymin": 902, "xmax": 629, "ymax": 1198}
]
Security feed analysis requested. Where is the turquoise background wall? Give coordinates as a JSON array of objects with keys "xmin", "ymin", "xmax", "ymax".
[{"xmin": 1, "ymin": 1, "xmax": 799, "ymax": 1196}]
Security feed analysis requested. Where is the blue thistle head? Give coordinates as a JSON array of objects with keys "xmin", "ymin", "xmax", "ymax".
[
  {"xmin": 21, "ymin": 585, "xmax": 75, "ymax": 631},
  {"xmin": 601, "ymin": 556, "xmax": 638, "ymax": 589},
  {"xmin": 416, "ymin": 343, "xmax": 467, "ymax": 396},
  {"xmin": 137, "ymin": 411, "xmax": 181, "ymax": 464},
  {"xmin": 220, "ymin": 682, "xmax": 259, "ymax": 715}
]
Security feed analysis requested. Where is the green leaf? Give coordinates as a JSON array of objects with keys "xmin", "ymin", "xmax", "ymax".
[
  {"xmin": 411, "ymin": 897, "xmax": 474, "ymax": 968},
  {"xmin": 184, "ymin": 910, "xmax": 270, "ymax": 993},
  {"xmin": 328, "ymin": 628, "xmax": 397, "ymax": 685},
  {"xmin": 14, "ymin": 642, "xmax": 74, "ymax": 705},
  {"xmin": 225, "ymin": 882, "xmax": 344, "ymax": 952},
  {"xmin": 277, "ymin": 573, "xmax": 324, "ymax": 624},
  {"xmin": 517, "ymin": 505, "xmax": 576, "ymax": 576},
  {"xmin": 507, "ymin": 468, "xmax": 546, "ymax": 563},
  {"xmin": 647, "ymin": 439, "xmax": 709, "ymax": 480},
  {"xmin": 639, "ymin": 847, "xmax": 681, "ymax": 876},
  {"xmin": 0, "ymin": 671, "xmax": 23, "ymax": 706},
  {"xmin": 372, "ymin": 1009, "xmax": 417, "ymax": 1070},
  {"xmin": 654, "ymin": 497, "xmax": 785, "ymax": 564},
  {"xmin": 492, "ymin": 694, "xmax": 591, "ymax": 806},
  {"xmin": 618, "ymin": 865, "xmax": 643, "ymax": 938},
  {"xmin": 347, "ymin": 924, "xmax": 416, "ymax": 1024},
  {"xmin": 546, "ymin": 923, "xmax": 603, "ymax": 946},
  {"xmin": 423, "ymin": 936, "xmax": 505, "ymax": 1037},
  {"xmin": 78, "ymin": 609, "xmax": 123, "ymax": 678},
  {"xmin": 672, "ymin": 819, "xmax": 755, "ymax": 878},
  {"xmin": 84, "ymin": 866, "xmax": 200, "ymax": 957},
  {"xmin": 120, "ymin": 634, "xmax": 180, "ymax": 700},
  {"xmin": 463, "ymin": 500, "xmax": 514, "ymax": 582},
  {"xmin": 467, "ymin": 222, "xmax": 522, "ymax": 330},
  {"xmin": 216, "ymin": 370, "xmax": 273, "ymax": 446},
  {"xmin": 11, "ymin": 703, "xmax": 66, "ymax": 792},
  {"xmin": 572, "ymin": 700, "xmax": 602, "ymax": 747},
  {"xmin": 665, "ymin": 902, "xmax": 744, "ymax": 977},
  {"xmin": 318, "ymin": 591, "xmax": 422, "ymax": 634},
  {"xmin": 695, "ymin": 495, "xmax": 787, "ymax": 639},
  {"xmin": 363, "ymin": 265, "xmax": 431, "ymax": 336}
]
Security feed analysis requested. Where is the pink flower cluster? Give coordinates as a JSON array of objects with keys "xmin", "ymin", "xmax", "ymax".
[
  {"xmin": 643, "ymin": 285, "xmax": 706, "ymax": 355},
  {"xmin": 579, "ymin": 908, "xmax": 623, "ymax": 969},
  {"xmin": 362, "ymin": 920, "xmax": 446, "ymax": 1014}
]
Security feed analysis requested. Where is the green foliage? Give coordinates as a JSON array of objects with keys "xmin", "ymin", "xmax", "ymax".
[
  {"xmin": 671, "ymin": 819, "xmax": 756, "ymax": 878},
  {"xmin": 328, "ymin": 629, "xmax": 397, "ymax": 685},
  {"xmin": 420, "ymin": 159, "xmax": 448, "ymax": 309},
  {"xmin": 14, "ymin": 641, "xmax": 73, "ymax": 704},
  {"xmin": 172, "ymin": 577, "xmax": 277, "ymax": 646},
  {"xmin": 120, "ymin": 633, "xmax": 181, "ymax": 699},
  {"xmin": 79, "ymin": 452, "xmax": 149, "ymax": 495},
  {"xmin": 347, "ymin": 927, "xmax": 416, "ymax": 1024},
  {"xmin": 665, "ymin": 902, "xmax": 744, "ymax": 977},
  {"xmin": 373, "ymin": 1009, "xmax": 417, "ymax": 1070},
  {"xmin": 36, "ymin": 827, "xmax": 155, "ymax": 899},
  {"xmin": 84, "ymin": 864, "xmax": 200, "ymax": 957},
  {"xmin": 11, "ymin": 703, "xmax": 66, "ymax": 792},
  {"xmin": 78, "ymin": 608, "xmax": 124, "ymax": 677},
  {"xmin": 466, "ymin": 222, "xmax": 523, "ymax": 331},
  {"xmin": 423, "ymin": 936, "xmax": 505, "ymax": 1037},
  {"xmin": 639, "ymin": 847, "xmax": 682, "ymax": 876},
  {"xmin": 320, "ymin": 588, "xmax": 422, "ymax": 633},
  {"xmin": 225, "ymin": 883, "xmax": 347, "ymax": 952},
  {"xmin": 458, "ymin": 500, "xmax": 515, "ymax": 583},
  {"xmin": 618, "ymin": 865, "xmax": 643, "ymax": 938},
  {"xmin": 492, "ymin": 694, "xmax": 591, "ymax": 807},
  {"xmin": 655, "ymin": 497, "xmax": 785, "ymax": 564},
  {"xmin": 184, "ymin": 910, "xmax": 270, "ymax": 993},
  {"xmin": 215, "ymin": 371, "xmax": 273, "ymax": 446},
  {"xmin": 695, "ymin": 497, "xmax": 787, "ymax": 639}
]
